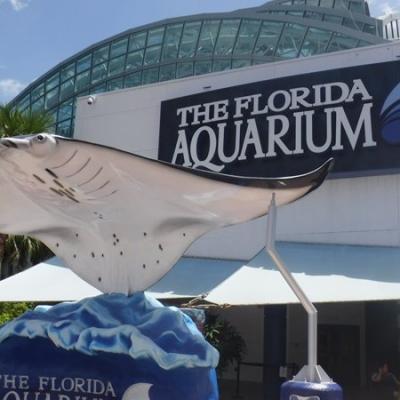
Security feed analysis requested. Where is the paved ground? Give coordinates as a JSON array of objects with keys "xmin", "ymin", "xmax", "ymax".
[{"xmin": 219, "ymin": 380, "xmax": 396, "ymax": 399}]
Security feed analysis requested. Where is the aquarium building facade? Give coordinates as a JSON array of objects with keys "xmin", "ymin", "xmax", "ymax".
[
  {"xmin": 10, "ymin": 0, "xmax": 384, "ymax": 137},
  {"xmin": 7, "ymin": 1, "xmax": 400, "ymax": 399}
]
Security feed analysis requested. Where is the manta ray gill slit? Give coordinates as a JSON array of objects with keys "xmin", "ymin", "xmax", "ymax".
[{"xmin": 45, "ymin": 168, "xmax": 58, "ymax": 179}]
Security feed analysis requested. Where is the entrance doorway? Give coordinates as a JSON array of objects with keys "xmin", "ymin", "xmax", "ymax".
[{"xmin": 318, "ymin": 324, "xmax": 360, "ymax": 386}]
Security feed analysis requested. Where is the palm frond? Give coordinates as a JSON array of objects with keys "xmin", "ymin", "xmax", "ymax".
[
  {"xmin": 0, "ymin": 105, "xmax": 55, "ymax": 279},
  {"xmin": 0, "ymin": 104, "xmax": 53, "ymax": 137}
]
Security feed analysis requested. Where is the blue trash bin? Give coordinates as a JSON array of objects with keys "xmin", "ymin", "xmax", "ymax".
[{"xmin": 281, "ymin": 379, "xmax": 343, "ymax": 400}]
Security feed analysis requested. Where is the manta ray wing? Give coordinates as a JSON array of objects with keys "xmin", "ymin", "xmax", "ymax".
[{"xmin": 0, "ymin": 134, "xmax": 333, "ymax": 294}]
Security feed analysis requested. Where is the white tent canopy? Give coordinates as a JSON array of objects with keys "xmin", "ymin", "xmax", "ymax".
[{"xmin": 0, "ymin": 242, "xmax": 399, "ymax": 305}]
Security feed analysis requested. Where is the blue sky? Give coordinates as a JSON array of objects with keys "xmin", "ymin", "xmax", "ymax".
[{"xmin": 0, "ymin": 0, "xmax": 398, "ymax": 103}]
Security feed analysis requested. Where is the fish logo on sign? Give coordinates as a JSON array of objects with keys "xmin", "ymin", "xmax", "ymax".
[
  {"xmin": 122, "ymin": 383, "xmax": 153, "ymax": 400},
  {"xmin": 289, "ymin": 395, "xmax": 320, "ymax": 400},
  {"xmin": 381, "ymin": 82, "xmax": 400, "ymax": 144}
]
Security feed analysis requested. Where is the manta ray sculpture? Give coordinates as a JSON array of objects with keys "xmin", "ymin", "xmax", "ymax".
[{"xmin": 0, "ymin": 133, "xmax": 333, "ymax": 294}]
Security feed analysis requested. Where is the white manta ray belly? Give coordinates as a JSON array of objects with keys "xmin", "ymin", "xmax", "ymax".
[{"xmin": 0, "ymin": 134, "xmax": 333, "ymax": 294}]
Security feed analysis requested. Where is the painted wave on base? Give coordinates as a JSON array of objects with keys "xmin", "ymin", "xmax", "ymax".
[{"xmin": 0, "ymin": 292, "xmax": 219, "ymax": 370}]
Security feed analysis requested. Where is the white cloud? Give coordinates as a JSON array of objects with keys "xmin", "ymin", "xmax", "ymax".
[
  {"xmin": 0, "ymin": 79, "xmax": 26, "ymax": 103},
  {"xmin": 0, "ymin": 0, "xmax": 30, "ymax": 11},
  {"xmin": 382, "ymin": 3, "xmax": 397, "ymax": 16},
  {"xmin": 9, "ymin": 0, "xmax": 30, "ymax": 11},
  {"xmin": 367, "ymin": 0, "xmax": 399, "ymax": 17}
]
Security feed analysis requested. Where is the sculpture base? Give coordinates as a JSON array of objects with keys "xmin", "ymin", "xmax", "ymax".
[
  {"xmin": 281, "ymin": 365, "xmax": 343, "ymax": 400},
  {"xmin": 0, "ymin": 293, "xmax": 219, "ymax": 400}
]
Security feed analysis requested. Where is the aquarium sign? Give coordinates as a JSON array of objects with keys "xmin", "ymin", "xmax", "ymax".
[{"xmin": 159, "ymin": 60, "xmax": 400, "ymax": 177}]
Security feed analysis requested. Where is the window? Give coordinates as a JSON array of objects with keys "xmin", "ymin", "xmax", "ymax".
[
  {"xmin": 124, "ymin": 71, "xmax": 142, "ymax": 88},
  {"xmin": 58, "ymin": 100, "xmax": 74, "ymax": 122},
  {"xmin": 76, "ymin": 54, "xmax": 91, "ymax": 74},
  {"xmin": 214, "ymin": 19, "xmax": 240, "ymax": 56},
  {"xmin": 363, "ymin": 24, "xmax": 377, "ymax": 35},
  {"xmin": 61, "ymin": 63, "xmax": 75, "ymax": 82},
  {"xmin": 60, "ymin": 78, "xmax": 74, "ymax": 101},
  {"xmin": 129, "ymin": 31, "xmax": 147, "ymax": 51},
  {"xmin": 93, "ymin": 46, "xmax": 109, "ymax": 65},
  {"xmin": 323, "ymin": 14, "xmax": 343, "ymax": 24},
  {"xmin": 48, "ymin": 110, "xmax": 58, "ymax": 125},
  {"xmin": 254, "ymin": 21, "xmax": 284, "ymax": 56},
  {"xmin": 91, "ymin": 83, "xmax": 107, "ymax": 94},
  {"xmin": 75, "ymin": 71, "xmax": 90, "ymax": 92},
  {"xmin": 162, "ymin": 24, "xmax": 183, "ymax": 61},
  {"xmin": 159, "ymin": 64, "xmax": 176, "ymax": 81},
  {"xmin": 275, "ymin": 23, "xmax": 307, "ymax": 58},
  {"xmin": 357, "ymin": 40, "xmax": 371, "ymax": 48},
  {"xmin": 17, "ymin": 95, "xmax": 30, "ymax": 112},
  {"xmin": 194, "ymin": 61, "xmax": 212, "ymax": 75},
  {"xmin": 234, "ymin": 19, "xmax": 261, "ymax": 55},
  {"xmin": 31, "ymin": 83, "xmax": 44, "ymax": 102},
  {"xmin": 110, "ymin": 38, "xmax": 128, "ymax": 58},
  {"xmin": 334, "ymin": 0, "xmax": 349, "ymax": 10},
  {"xmin": 304, "ymin": 11, "xmax": 323, "ymax": 20},
  {"xmin": 213, "ymin": 59, "xmax": 231, "ymax": 72},
  {"xmin": 126, "ymin": 50, "xmax": 144, "ymax": 70},
  {"xmin": 343, "ymin": 18, "xmax": 363, "ymax": 30},
  {"xmin": 327, "ymin": 33, "xmax": 358, "ymax": 52},
  {"xmin": 349, "ymin": 1, "xmax": 364, "ymax": 13},
  {"xmin": 179, "ymin": 21, "xmax": 201, "ymax": 58},
  {"xmin": 287, "ymin": 11, "xmax": 304, "ymax": 16},
  {"xmin": 197, "ymin": 20, "xmax": 220, "ymax": 55},
  {"xmin": 46, "ymin": 73, "xmax": 59, "ymax": 92},
  {"xmin": 45, "ymin": 87, "xmax": 59, "ymax": 110},
  {"xmin": 107, "ymin": 78, "xmax": 124, "ymax": 91},
  {"xmin": 147, "ymin": 27, "xmax": 164, "ymax": 46},
  {"xmin": 232, "ymin": 59, "xmax": 251, "ymax": 69},
  {"xmin": 56, "ymin": 119, "xmax": 72, "ymax": 137},
  {"xmin": 142, "ymin": 68, "xmax": 159, "ymax": 84},
  {"xmin": 31, "ymin": 97, "xmax": 45, "ymax": 112},
  {"xmin": 91, "ymin": 63, "xmax": 108, "ymax": 84},
  {"xmin": 108, "ymin": 55, "xmax": 126, "ymax": 76},
  {"xmin": 176, "ymin": 62, "xmax": 193, "ymax": 78},
  {"xmin": 144, "ymin": 45, "xmax": 161, "ymax": 65},
  {"xmin": 300, "ymin": 28, "xmax": 331, "ymax": 57},
  {"xmin": 319, "ymin": 0, "xmax": 334, "ymax": 7}
]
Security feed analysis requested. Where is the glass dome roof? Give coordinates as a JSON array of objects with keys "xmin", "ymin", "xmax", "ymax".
[{"xmin": 10, "ymin": 0, "xmax": 385, "ymax": 137}]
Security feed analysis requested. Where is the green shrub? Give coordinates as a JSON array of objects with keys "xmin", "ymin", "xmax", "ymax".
[
  {"xmin": 0, "ymin": 302, "xmax": 34, "ymax": 325},
  {"xmin": 204, "ymin": 315, "xmax": 246, "ymax": 376}
]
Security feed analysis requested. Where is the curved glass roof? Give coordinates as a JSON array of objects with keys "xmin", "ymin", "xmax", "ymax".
[{"xmin": 10, "ymin": 0, "xmax": 385, "ymax": 137}]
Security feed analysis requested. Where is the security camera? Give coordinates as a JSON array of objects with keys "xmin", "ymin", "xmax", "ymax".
[{"xmin": 87, "ymin": 96, "xmax": 96, "ymax": 105}]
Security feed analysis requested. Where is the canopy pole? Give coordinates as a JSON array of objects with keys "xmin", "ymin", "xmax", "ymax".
[{"xmin": 265, "ymin": 193, "xmax": 319, "ymax": 379}]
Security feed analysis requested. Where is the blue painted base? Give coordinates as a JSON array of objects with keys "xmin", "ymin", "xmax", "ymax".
[
  {"xmin": 0, "ymin": 336, "xmax": 218, "ymax": 399},
  {"xmin": 0, "ymin": 294, "xmax": 219, "ymax": 400},
  {"xmin": 281, "ymin": 380, "xmax": 343, "ymax": 400}
]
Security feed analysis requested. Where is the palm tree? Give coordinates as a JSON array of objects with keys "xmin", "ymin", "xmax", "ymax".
[
  {"xmin": 0, "ymin": 104, "xmax": 53, "ymax": 136},
  {"xmin": 0, "ymin": 104, "xmax": 54, "ymax": 279}
]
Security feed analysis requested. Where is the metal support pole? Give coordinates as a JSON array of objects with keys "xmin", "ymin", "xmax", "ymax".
[{"xmin": 266, "ymin": 193, "xmax": 320, "ymax": 381}]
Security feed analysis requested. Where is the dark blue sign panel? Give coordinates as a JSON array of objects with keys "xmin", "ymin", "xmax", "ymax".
[
  {"xmin": 158, "ymin": 60, "xmax": 400, "ymax": 177},
  {"xmin": 0, "ymin": 337, "xmax": 218, "ymax": 400}
]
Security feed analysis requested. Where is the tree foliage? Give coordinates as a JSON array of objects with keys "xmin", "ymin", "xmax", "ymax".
[
  {"xmin": 205, "ymin": 315, "xmax": 247, "ymax": 376},
  {"xmin": 0, "ymin": 302, "xmax": 34, "ymax": 325},
  {"xmin": 0, "ymin": 104, "xmax": 54, "ymax": 279},
  {"xmin": 0, "ymin": 104, "xmax": 53, "ymax": 137}
]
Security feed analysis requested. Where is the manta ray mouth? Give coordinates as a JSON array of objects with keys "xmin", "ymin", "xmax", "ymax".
[{"xmin": 0, "ymin": 139, "xmax": 18, "ymax": 149}]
